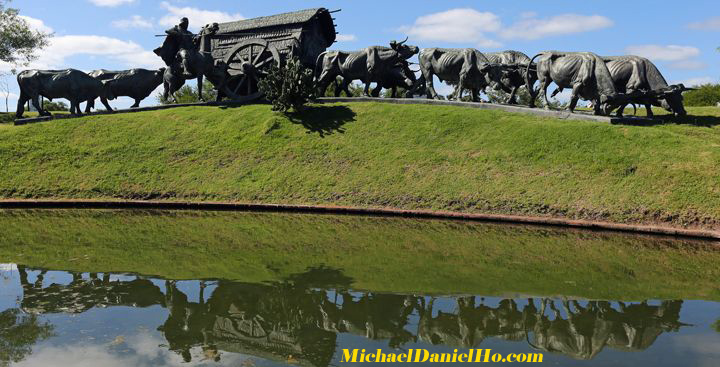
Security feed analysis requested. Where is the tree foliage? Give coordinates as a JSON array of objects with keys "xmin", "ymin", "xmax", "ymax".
[
  {"xmin": 43, "ymin": 100, "xmax": 67, "ymax": 111},
  {"xmin": 0, "ymin": 308, "xmax": 54, "ymax": 366},
  {"xmin": 683, "ymin": 84, "xmax": 720, "ymax": 107},
  {"xmin": 323, "ymin": 77, "xmax": 364, "ymax": 97},
  {"xmin": 155, "ymin": 79, "xmax": 217, "ymax": 105},
  {"xmin": 258, "ymin": 56, "xmax": 316, "ymax": 112},
  {"xmin": 0, "ymin": 0, "xmax": 51, "ymax": 67}
]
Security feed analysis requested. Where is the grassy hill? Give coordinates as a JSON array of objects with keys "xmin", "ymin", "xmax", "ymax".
[{"xmin": 1, "ymin": 102, "xmax": 720, "ymax": 229}]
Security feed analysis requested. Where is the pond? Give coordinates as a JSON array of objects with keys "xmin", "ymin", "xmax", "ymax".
[{"xmin": 0, "ymin": 210, "xmax": 719, "ymax": 366}]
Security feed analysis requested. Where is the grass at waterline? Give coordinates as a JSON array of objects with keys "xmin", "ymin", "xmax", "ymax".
[
  {"xmin": 0, "ymin": 103, "xmax": 719, "ymax": 228},
  {"xmin": 0, "ymin": 210, "xmax": 719, "ymax": 300}
]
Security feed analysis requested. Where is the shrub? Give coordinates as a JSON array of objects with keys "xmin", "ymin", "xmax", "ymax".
[
  {"xmin": 43, "ymin": 100, "xmax": 68, "ymax": 111},
  {"xmin": 156, "ymin": 79, "xmax": 217, "ymax": 105},
  {"xmin": 683, "ymin": 84, "xmax": 720, "ymax": 107},
  {"xmin": 258, "ymin": 56, "xmax": 315, "ymax": 112}
]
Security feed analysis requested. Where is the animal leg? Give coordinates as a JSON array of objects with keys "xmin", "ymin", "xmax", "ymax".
[
  {"xmin": 507, "ymin": 87, "xmax": 519, "ymax": 104},
  {"xmin": 15, "ymin": 93, "xmax": 29, "ymax": 118},
  {"xmin": 31, "ymin": 95, "xmax": 49, "ymax": 116},
  {"xmin": 541, "ymin": 83, "xmax": 552, "ymax": 110},
  {"xmin": 424, "ymin": 73, "xmax": 439, "ymax": 99},
  {"xmin": 85, "ymin": 98, "xmax": 95, "ymax": 113},
  {"xmin": 568, "ymin": 84, "xmax": 583, "ymax": 113},
  {"xmin": 645, "ymin": 104, "xmax": 654, "ymax": 118},
  {"xmin": 131, "ymin": 99, "xmax": 141, "ymax": 108}
]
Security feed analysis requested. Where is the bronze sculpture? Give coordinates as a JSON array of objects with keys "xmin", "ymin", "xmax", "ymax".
[
  {"xmin": 85, "ymin": 68, "xmax": 166, "ymax": 112},
  {"xmin": 15, "ymin": 69, "xmax": 115, "ymax": 118},
  {"xmin": 527, "ymin": 51, "xmax": 629, "ymax": 115},
  {"xmin": 315, "ymin": 38, "xmax": 420, "ymax": 97}
]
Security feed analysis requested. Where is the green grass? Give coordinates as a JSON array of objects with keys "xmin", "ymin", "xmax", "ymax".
[
  {"xmin": 1, "ymin": 209, "xmax": 719, "ymax": 300},
  {"xmin": 0, "ymin": 103, "xmax": 719, "ymax": 228}
]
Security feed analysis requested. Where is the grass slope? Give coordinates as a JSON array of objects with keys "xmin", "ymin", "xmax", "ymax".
[
  {"xmin": 1, "ymin": 209, "xmax": 719, "ymax": 300},
  {"xmin": 1, "ymin": 103, "xmax": 720, "ymax": 228}
]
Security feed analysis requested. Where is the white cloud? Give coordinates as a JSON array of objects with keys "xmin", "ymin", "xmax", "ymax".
[
  {"xmin": 399, "ymin": 8, "xmax": 502, "ymax": 48},
  {"xmin": 687, "ymin": 17, "xmax": 720, "ymax": 30},
  {"xmin": 670, "ymin": 60, "xmax": 708, "ymax": 70},
  {"xmin": 159, "ymin": 1, "xmax": 243, "ymax": 31},
  {"xmin": 18, "ymin": 16, "xmax": 54, "ymax": 34},
  {"xmin": 673, "ymin": 76, "xmax": 716, "ymax": 87},
  {"xmin": 500, "ymin": 14, "xmax": 613, "ymax": 40},
  {"xmin": 88, "ymin": 0, "xmax": 135, "ymax": 7},
  {"xmin": 112, "ymin": 15, "xmax": 154, "ymax": 30},
  {"xmin": 336, "ymin": 34, "xmax": 357, "ymax": 42},
  {"xmin": 1, "ymin": 35, "xmax": 164, "ymax": 73},
  {"xmin": 624, "ymin": 45, "xmax": 700, "ymax": 61},
  {"xmin": 13, "ymin": 332, "xmax": 251, "ymax": 367}
]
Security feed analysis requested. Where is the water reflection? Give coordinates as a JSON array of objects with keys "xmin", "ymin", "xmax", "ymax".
[{"xmin": 2, "ymin": 265, "xmax": 706, "ymax": 366}]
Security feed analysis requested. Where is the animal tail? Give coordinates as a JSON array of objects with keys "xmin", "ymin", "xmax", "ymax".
[
  {"xmin": 526, "ymin": 53, "xmax": 543, "ymax": 104},
  {"xmin": 314, "ymin": 51, "xmax": 330, "ymax": 80}
]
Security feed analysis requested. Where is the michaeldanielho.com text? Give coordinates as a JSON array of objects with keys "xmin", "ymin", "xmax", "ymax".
[{"xmin": 341, "ymin": 349, "xmax": 543, "ymax": 363}]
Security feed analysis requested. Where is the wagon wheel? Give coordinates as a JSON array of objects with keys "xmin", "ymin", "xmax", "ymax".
[{"xmin": 223, "ymin": 39, "xmax": 281, "ymax": 102}]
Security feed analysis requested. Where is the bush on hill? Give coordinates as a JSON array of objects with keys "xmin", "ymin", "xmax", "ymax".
[{"xmin": 684, "ymin": 84, "xmax": 720, "ymax": 107}]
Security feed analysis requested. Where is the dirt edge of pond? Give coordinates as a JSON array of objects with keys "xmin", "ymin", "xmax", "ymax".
[{"xmin": 1, "ymin": 199, "xmax": 718, "ymax": 241}]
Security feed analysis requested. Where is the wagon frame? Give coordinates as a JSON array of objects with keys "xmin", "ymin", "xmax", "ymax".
[{"xmin": 200, "ymin": 8, "xmax": 338, "ymax": 102}]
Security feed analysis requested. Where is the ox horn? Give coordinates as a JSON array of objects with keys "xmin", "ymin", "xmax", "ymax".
[{"xmin": 398, "ymin": 36, "xmax": 409, "ymax": 45}]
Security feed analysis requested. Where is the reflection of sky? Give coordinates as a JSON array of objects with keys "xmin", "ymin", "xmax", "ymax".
[{"xmin": 2, "ymin": 265, "xmax": 720, "ymax": 367}]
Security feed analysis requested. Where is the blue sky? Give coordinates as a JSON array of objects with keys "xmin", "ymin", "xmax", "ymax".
[{"xmin": 2, "ymin": 0, "xmax": 719, "ymax": 110}]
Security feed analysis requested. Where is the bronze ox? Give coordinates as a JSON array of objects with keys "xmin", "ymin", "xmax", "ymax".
[
  {"xmin": 418, "ymin": 48, "xmax": 504, "ymax": 102},
  {"xmin": 527, "ymin": 51, "xmax": 629, "ymax": 115},
  {"xmin": 16, "ymin": 69, "xmax": 115, "ymax": 118},
  {"xmin": 85, "ymin": 68, "xmax": 166, "ymax": 112},
  {"xmin": 315, "ymin": 38, "xmax": 420, "ymax": 97}
]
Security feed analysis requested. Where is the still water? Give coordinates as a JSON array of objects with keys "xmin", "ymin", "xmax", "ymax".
[{"xmin": 0, "ymin": 210, "xmax": 719, "ymax": 366}]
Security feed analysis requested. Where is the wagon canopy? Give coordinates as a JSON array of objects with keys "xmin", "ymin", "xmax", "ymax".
[{"xmin": 211, "ymin": 8, "xmax": 337, "ymax": 66}]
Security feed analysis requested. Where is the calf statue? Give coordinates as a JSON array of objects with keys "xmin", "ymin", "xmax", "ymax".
[
  {"xmin": 418, "ymin": 48, "xmax": 503, "ymax": 102},
  {"xmin": 315, "ymin": 38, "xmax": 420, "ymax": 97},
  {"xmin": 16, "ymin": 69, "xmax": 115, "ymax": 118},
  {"xmin": 85, "ymin": 68, "xmax": 166, "ymax": 112},
  {"xmin": 526, "ymin": 51, "xmax": 628, "ymax": 115}
]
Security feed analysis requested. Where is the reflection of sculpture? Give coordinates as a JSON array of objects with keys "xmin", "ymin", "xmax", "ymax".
[
  {"xmin": 527, "ymin": 51, "xmax": 628, "ymax": 115},
  {"xmin": 85, "ymin": 68, "xmax": 167, "ymax": 112},
  {"xmin": 527, "ymin": 299, "xmax": 685, "ymax": 359},
  {"xmin": 15, "ymin": 69, "xmax": 115, "ymax": 118},
  {"xmin": 315, "ymin": 39, "xmax": 420, "ymax": 97},
  {"xmin": 418, "ymin": 48, "xmax": 502, "ymax": 102},
  {"xmin": 13, "ymin": 266, "xmax": 690, "ymax": 366}
]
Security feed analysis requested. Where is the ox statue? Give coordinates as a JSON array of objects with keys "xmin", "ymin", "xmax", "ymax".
[
  {"xmin": 85, "ymin": 68, "xmax": 166, "ymax": 112},
  {"xmin": 527, "ymin": 51, "xmax": 628, "ymax": 115},
  {"xmin": 483, "ymin": 50, "xmax": 537, "ymax": 104},
  {"xmin": 16, "ymin": 69, "xmax": 115, "ymax": 118},
  {"xmin": 315, "ymin": 38, "xmax": 420, "ymax": 97},
  {"xmin": 602, "ymin": 56, "xmax": 694, "ymax": 117},
  {"xmin": 369, "ymin": 60, "xmax": 419, "ymax": 98},
  {"xmin": 418, "ymin": 48, "xmax": 502, "ymax": 102}
]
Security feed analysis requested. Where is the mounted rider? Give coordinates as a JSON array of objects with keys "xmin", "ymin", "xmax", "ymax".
[{"xmin": 153, "ymin": 17, "xmax": 196, "ymax": 78}]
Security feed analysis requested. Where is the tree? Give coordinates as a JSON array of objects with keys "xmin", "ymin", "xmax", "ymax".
[
  {"xmin": 0, "ymin": 308, "xmax": 54, "ymax": 366},
  {"xmin": 43, "ymin": 100, "xmax": 67, "ymax": 111},
  {"xmin": 0, "ymin": 74, "xmax": 9, "ymax": 112},
  {"xmin": 0, "ymin": 0, "xmax": 51, "ymax": 67},
  {"xmin": 683, "ymin": 84, "xmax": 720, "ymax": 107},
  {"xmin": 323, "ymin": 77, "xmax": 364, "ymax": 97},
  {"xmin": 258, "ymin": 56, "xmax": 316, "ymax": 112},
  {"xmin": 155, "ymin": 79, "xmax": 217, "ymax": 105}
]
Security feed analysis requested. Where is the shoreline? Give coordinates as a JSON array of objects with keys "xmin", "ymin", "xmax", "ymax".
[{"xmin": 1, "ymin": 198, "xmax": 718, "ymax": 240}]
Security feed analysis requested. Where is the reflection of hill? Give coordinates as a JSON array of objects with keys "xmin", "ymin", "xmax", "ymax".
[{"xmin": 14, "ymin": 266, "xmax": 688, "ymax": 366}]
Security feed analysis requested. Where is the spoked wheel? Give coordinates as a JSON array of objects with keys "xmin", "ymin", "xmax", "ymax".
[{"xmin": 223, "ymin": 39, "xmax": 281, "ymax": 102}]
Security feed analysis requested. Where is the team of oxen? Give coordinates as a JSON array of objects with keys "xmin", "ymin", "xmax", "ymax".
[{"xmin": 15, "ymin": 39, "xmax": 694, "ymax": 119}]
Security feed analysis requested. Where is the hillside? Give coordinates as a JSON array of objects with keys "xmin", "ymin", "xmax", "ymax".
[{"xmin": 1, "ymin": 102, "xmax": 720, "ymax": 229}]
